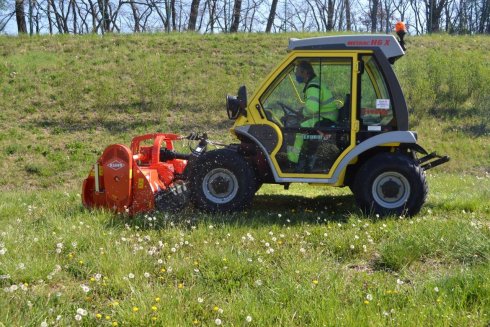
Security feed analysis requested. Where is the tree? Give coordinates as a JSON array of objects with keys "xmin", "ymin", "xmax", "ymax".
[
  {"xmin": 265, "ymin": 0, "xmax": 279, "ymax": 32},
  {"xmin": 15, "ymin": 0, "xmax": 27, "ymax": 33},
  {"xmin": 230, "ymin": 0, "xmax": 242, "ymax": 31}
]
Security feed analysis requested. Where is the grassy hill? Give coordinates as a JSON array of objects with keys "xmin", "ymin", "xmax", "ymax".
[
  {"xmin": 0, "ymin": 33, "xmax": 488, "ymax": 190},
  {"xmin": 0, "ymin": 33, "xmax": 489, "ymax": 326}
]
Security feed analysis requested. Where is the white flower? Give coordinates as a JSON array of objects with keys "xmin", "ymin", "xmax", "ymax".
[
  {"xmin": 41, "ymin": 321, "xmax": 48, "ymax": 327},
  {"xmin": 56, "ymin": 243, "xmax": 63, "ymax": 249},
  {"xmin": 366, "ymin": 294, "xmax": 373, "ymax": 301},
  {"xmin": 128, "ymin": 273, "xmax": 135, "ymax": 279},
  {"xmin": 255, "ymin": 280, "xmax": 263, "ymax": 286},
  {"xmin": 144, "ymin": 272, "xmax": 150, "ymax": 278},
  {"xmin": 74, "ymin": 314, "xmax": 82, "ymax": 321},
  {"xmin": 350, "ymin": 244, "xmax": 355, "ymax": 249},
  {"xmin": 300, "ymin": 248, "xmax": 306, "ymax": 253},
  {"xmin": 246, "ymin": 315, "xmax": 252, "ymax": 323},
  {"xmin": 197, "ymin": 297, "xmax": 204, "ymax": 303},
  {"xmin": 215, "ymin": 318, "xmax": 222, "ymax": 325},
  {"xmin": 434, "ymin": 287, "xmax": 439, "ymax": 292},
  {"xmin": 76, "ymin": 308, "xmax": 87, "ymax": 316},
  {"xmin": 80, "ymin": 284, "xmax": 90, "ymax": 293},
  {"xmin": 396, "ymin": 279, "xmax": 404, "ymax": 285}
]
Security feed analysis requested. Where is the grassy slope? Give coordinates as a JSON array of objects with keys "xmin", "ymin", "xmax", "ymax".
[
  {"xmin": 0, "ymin": 33, "xmax": 488, "ymax": 190},
  {"xmin": 0, "ymin": 33, "xmax": 489, "ymax": 326}
]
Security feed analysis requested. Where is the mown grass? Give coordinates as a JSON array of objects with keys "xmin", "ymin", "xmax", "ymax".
[
  {"xmin": 0, "ymin": 32, "xmax": 489, "ymax": 325},
  {"xmin": 0, "ymin": 174, "xmax": 489, "ymax": 326}
]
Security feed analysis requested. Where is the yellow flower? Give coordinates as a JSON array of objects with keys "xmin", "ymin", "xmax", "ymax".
[
  {"xmin": 96, "ymin": 313, "xmax": 102, "ymax": 319},
  {"xmin": 160, "ymin": 268, "xmax": 166, "ymax": 273},
  {"xmin": 90, "ymin": 277, "xmax": 96, "ymax": 282},
  {"xmin": 105, "ymin": 315, "xmax": 111, "ymax": 320},
  {"xmin": 112, "ymin": 301, "xmax": 119, "ymax": 307},
  {"xmin": 132, "ymin": 306, "xmax": 139, "ymax": 312},
  {"xmin": 213, "ymin": 306, "xmax": 219, "ymax": 312},
  {"xmin": 178, "ymin": 283, "xmax": 184, "ymax": 289},
  {"xmin": 193, "ymin": 261, "xmax": 199, "ymax": 266},
  {"xmin": 155, "ymin": 297, "xmax": 160, "ymax": 303},
  {"xmin": 151, "ymin": 316, "xmax": 157, "ymax": 321},
  {"xmin": 193, "ymin": 319, "xmax": 199, "ymax": 325},
  {"xmin": 364, "ymin": 300, "xmax": 370, "ymax": 305},
  {"xmin": 312, "ymin": 280, "xmax": 319, "ymax": 285},
  {"xmin": 112, "ymin": 322, "xmax": 118, "ymax": 327},
  {"xmin": 151, "ymin": 306, "xmax": 158, "ymax": 311},
  {"xmin": 79, "ymin": 260, "xmax": 84, "ymax": 265},
  {"xmin": 68, "ymin": 253, "xmax": 74, "ymax": 259}
]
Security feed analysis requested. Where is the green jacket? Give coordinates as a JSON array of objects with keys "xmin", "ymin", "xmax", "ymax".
[{"xmin": 301, "ymin": 77, "xmax": 338, "ymax": 127}]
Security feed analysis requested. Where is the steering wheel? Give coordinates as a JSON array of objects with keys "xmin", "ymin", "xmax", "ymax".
[{"xmin": 276, "ymin": 102, "xmax": 302, "ymax": 127}]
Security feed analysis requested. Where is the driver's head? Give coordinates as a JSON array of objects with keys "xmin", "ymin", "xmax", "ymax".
[{"xmin": 295, "ymin": 61, "xmax": 315, "ymax": 84}]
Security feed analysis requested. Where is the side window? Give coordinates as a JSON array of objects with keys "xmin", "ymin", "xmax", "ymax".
[{"xmin": 360, "ymin": 56, "xmax": 396, "ymax": 130}]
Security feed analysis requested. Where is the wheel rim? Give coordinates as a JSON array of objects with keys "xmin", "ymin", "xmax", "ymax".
[
  {"xmin": 372, "ymin": 171, "xmax": 411, "ymax": 209},
  {"xmin": 202, "ymin": 168, "xmax": 239, "ymax": 204}
]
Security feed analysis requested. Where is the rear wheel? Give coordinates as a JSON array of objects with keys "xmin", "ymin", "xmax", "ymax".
[
  {"xmin": 352, "ymin": 153, "xmax": 427, "ymax": 217},
  {"xmin": 189, "ymin": 149, "xmax": 257, "ymax": 213}
]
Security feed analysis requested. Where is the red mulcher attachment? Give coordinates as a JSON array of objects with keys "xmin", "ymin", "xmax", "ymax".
[{"xmin": 82, "ymin": 133, "xmax": 193, "ymax": 215}]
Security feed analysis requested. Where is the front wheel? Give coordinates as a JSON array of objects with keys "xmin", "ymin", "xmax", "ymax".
[
  {"xmin": 352, "ymin": 153, "xmax": 428, "ymax": 217},
  {"xmin": 189, "ymin": 149, "xmax": 257, "ymax": 213}
]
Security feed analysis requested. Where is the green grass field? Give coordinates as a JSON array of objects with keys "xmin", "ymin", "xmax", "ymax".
[{"xmin": 0, "ymin": 33, "xmax": 489, "ymax": 326}]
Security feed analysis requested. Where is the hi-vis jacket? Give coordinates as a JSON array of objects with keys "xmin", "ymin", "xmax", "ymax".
[{"xmin": 287, "ymin": 77, "xmax": 338, "ymax": 164}]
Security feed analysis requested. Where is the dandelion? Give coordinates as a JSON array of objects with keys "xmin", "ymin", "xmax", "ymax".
[
  {"xmin": 178, "ymin": 283, "xmax": 184, "ymax": 289},
  {"xmin": 350, "ymin": 244, "xmax": 355, "ymax": 249},
  {"xmin": 213, "ymin": 306, "xmax": 220, "ymax": 312},
  {"xmin": 215, "ymin": 318, "xmax": 222, "ymax": 325},
  {"xmin": 75, "ymin": 314, "xmax": 82, "ymax": 321},
  {"xmin": 246, "ymin": 315, "xmax": 253, "ymax": 323},
  {"xmin": 364, "ymin": 300, "xmax": 370, "ymax": 305},
  {"xmin": 128, "ymin": 273, "xmax": 135, "ymax": 279},
  {"xmin": 155, "ymin": 297, "xmax": 161, "ymax": 303},
  {"xmin": 144, "ymin": 272, "xmax": 151, "ymax": 278},
  {"xmin": 312, "ymin": 280, "xmax": 319, "ymax": 285},
  {"xmin": 132, "ymin": 306, "xmax": 139, "ymax": 312},
  {"xmin": 96, "ymin": 313, "xmax": 102, "ymax": 319},
  {"xmin": 366, "ymin": 294, "xmax": 373, "ymax": 301},
  {"xmin": 112, "ymin": 322, "xmax": 118, "ymax": 327},
  {"xmin": 198, "ymin": 297, "xmax": 204, "ymax": 303},
  {"xmin": 151, "ymin": 306, "xmax": 158, "ymax": 311},
  {"xmin": 434, "ymin": 287, "xmax": 439, "ymax": 292}
]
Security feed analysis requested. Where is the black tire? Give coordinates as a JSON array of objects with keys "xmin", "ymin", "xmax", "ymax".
[
  {"xmin": 352, "ymin": 153, "xmax": 428, "ymax": 217},
  {"xmin": 189, "ymin": 149, "xmax": 257, "ymax": 213}
]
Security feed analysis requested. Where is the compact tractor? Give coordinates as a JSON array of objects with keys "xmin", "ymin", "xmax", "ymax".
[{"xmin": 83, "ymin": 27, "xmax": 449, "ymax": 217}]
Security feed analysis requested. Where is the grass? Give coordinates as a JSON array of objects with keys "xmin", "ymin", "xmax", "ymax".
[
  {"xmin": 0, "ymin": 175, "xmax": 489, "ymax": 326},
  {"xmin": 0, "ymin": 32, "xmax": 489, "ymax": 325}
]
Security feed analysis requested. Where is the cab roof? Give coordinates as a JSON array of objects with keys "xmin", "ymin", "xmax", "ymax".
[{"xmin": 288, "ymin": 34, "xmax": 405, "ymax": 62}]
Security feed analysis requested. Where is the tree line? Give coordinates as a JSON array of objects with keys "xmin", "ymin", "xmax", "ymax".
[{"xmin": 1, "ymin": 0, "xmax": 489, "ymax": 35}]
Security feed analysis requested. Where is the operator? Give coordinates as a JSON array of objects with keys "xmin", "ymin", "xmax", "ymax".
[{"xmin": 287, "ymin": 60, "xmax": 338, "ymax": 172}]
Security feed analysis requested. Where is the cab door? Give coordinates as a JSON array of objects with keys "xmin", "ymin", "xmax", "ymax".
[{"xmin": 259, "ymin": 54, "xmax": 357, "ymax": 177}]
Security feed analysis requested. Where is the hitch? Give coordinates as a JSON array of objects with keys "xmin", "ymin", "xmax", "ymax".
[{"xmin": 417, "ymin": 152, "xmax": 450, "ymax": 170}]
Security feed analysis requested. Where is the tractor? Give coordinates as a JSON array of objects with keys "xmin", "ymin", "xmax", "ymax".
[{"xmin": 83, "ymin": 29, "xmax": 449, "ymax": 217}]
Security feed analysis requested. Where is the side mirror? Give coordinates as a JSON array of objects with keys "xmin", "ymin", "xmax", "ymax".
[{"xmin": 226, "ymin": 85, "xmax": 247, "ymax": 120}]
